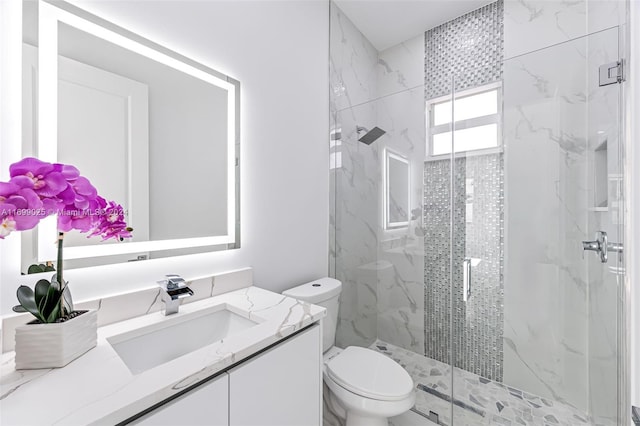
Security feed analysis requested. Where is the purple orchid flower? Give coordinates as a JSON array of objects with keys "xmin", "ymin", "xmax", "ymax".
[
  {"xmin": 4, "ymin": 157, "xmax": 133, "ymax": 325},
  {"xmin": 0, "ymin": 182, "xmax": 19, "ymax": 238},
  {"xmin": 0, "ymin": 183, "xmax": 45, "ymax": 234},
  {"xmin": 57, "ymin": 205, "xmax": 95, "ymax": 233},
  {"xmin": 9, "ymin": 157, "xmax": 68, "ymax": 198},
  {"xmin": 69, "ymin": 176, "xmax": 98, "ymax": 210},
  {"xmin": 1, "ymin": 157, "xmax": 132, "ymax": 242},
  {"xmin": 0, "ymin": 212, "xmax": 16, "ymax": 238},
  {"xmin": 88, "ymin": 197, "xmax": 132, "ymax": 241},
  {"xmin": 3, "ymin": 188, "xmax": 44, "ymax": 231}
]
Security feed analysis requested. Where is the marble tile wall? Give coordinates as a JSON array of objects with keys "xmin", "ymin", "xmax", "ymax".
[
  {"xmin": 331, "ymin": 101, "xmax": 380, "ymax": 349},
  {"xmin": 376, "ymin": 85, "xmax": 426, "ymax": 355},
  {"xmin": 585, "ymin": 27, "xmax": 622, "ymax": 426},
  {"xmin": 330, "ymin": 2, "xmax": 426, "ymax": 353},
  {"xmin": 329, "ymin": 4, "xmax": 378, "ymax": 114},
  {"xmin": 503, "ymin": 31, "xmax": 591, "ymax": 412},
  {"xmin": 504, "ymin": 0, "xmax": 625, "ymax": 60},
  {"xmin": 503, "ymin": 0, "xmax": 624, "ymax": 414},
  {"xmin": 330, "ymin": 3, "xmax": 380, "ymax": 349},
  {"xmin": 378, "ymin": 34, "xmax": 424, "ymax": 98}
]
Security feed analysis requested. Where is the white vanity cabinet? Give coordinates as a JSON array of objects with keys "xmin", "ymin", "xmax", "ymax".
[
  {"xmin": 127, "ymin": 324, "xmax": 321, "ymax": 426},
  {"xmin": 130, "ymin": 373, "xmax": 229, "ymax": 426},
  {"xmin": 229, "ymin": 324, "xmax": 321, "ymax": 426}
]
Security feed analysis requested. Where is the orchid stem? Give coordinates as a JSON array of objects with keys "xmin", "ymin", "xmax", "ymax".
[{"xmin": 57, "ymin": 232, "xmax": 65, "ymax": 318}]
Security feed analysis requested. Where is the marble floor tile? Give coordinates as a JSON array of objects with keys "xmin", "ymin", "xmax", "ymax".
[{"xmin": 371, "ymin": 340, "xmax": 612, "ymax": 426}]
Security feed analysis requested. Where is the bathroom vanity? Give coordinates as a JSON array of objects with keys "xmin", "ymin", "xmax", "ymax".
[{"xmin": 0, "ymin": 278, "xmax": 326, "ymax": 425}]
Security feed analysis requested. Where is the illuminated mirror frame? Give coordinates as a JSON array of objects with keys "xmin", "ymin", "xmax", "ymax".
[
  {"xmin": 37, "ymin": 0, "xmax": 240, "ymax": 262},
  {"xmin": 383, "ymin": 149, "xmax": 410, "ymax": 230}
]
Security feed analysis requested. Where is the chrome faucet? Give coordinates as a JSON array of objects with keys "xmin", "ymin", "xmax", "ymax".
[{"xmin": 157, "ymin": 274, "xmax": 193, "ymax": 315}]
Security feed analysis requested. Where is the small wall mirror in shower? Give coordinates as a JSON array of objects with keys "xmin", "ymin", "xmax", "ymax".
[{"xmin": 384, "ymin": 150, "xmax": 410, "ymax": 230}]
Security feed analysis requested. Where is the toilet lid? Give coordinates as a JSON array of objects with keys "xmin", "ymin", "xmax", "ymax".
[{"xmin": 326, "ymin": 346, "xmax": 414, "ymax": 401}]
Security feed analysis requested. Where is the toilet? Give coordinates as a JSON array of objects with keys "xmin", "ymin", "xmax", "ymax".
[{"xmin": 283, "ymin": 277, "xmax": 415, "ymax": 426}]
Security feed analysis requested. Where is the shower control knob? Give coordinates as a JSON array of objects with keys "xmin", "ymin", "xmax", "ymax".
[{"xmin": 582, "ymin": 231, "xmax": 623, "ymax": 264}]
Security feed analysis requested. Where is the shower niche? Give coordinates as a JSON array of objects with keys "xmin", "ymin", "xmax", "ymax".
[
  {"xmin": 591, "ymin": 132, "xmax": 623, "ymax": 227},
  {"xmin": 593, "ymin": 137, "xmax": 609, "ymax": 211}
]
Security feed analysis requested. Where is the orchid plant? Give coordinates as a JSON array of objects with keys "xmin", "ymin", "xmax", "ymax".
[{"xmin": 1, "ymin": 157, "xmax": 132, "ymax": 323}]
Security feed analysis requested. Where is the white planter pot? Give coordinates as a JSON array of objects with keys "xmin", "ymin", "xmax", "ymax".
[{"xmin": 14, "ymin": 310, "xmax": 98, "ymax": 370}]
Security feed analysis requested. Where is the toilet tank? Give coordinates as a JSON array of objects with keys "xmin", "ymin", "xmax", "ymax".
[{"xmin": 283, "ymin": 277, "xmax": 342, "ymax": 353}]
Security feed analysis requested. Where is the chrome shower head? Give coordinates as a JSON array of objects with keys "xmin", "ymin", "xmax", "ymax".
[{"xmin": 357, "ymin": 126, "xmax": 386, "ymax": 145}]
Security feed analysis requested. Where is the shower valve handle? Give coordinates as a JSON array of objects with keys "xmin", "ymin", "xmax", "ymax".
[{"xmin": 582, "ymin": 231, "xmax": 623, "ymax": 264}]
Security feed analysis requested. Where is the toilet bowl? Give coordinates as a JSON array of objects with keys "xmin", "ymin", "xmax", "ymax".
[
  {"xmin": 323, "ymin": 346, "xmax": 415, "ymax": 426},
  {"xmin": 283, "ymin": 278, "xmax": 415, "ymax": 426}
]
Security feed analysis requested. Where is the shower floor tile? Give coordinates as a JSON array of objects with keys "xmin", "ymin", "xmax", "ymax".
[{"xmin": 371, "ymin": 340, "xmax": 610, "ymax": 426}]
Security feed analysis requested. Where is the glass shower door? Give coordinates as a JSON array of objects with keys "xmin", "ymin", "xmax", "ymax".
[{"xmin": 452, "ymin": 27, "xmax": 623, "ymax": 425}]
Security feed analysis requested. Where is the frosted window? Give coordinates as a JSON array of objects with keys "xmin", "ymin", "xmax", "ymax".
[
  {"xmin": 433, "ymin": 90, "xmax": 498, "ymax": 126},
  {"xmin": 432, "ymin": 124, "xmax": 498, "ymax": 156},
  {"xmin": 429, "ymin": 84, "xmax": 501, "ymax": 156}
]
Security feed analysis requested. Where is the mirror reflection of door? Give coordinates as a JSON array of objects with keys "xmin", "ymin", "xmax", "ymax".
[
  {"xmin": 22, "ymin": 44, "xmax": 150, "ymax": 269},
  {"xmin": 385, "ymin": 150, "xmax": 410, "ymax": 229}
]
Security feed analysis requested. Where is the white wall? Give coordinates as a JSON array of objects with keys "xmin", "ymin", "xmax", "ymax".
[
  {"xmin": 0, "ymin": 0, "xmax": 329, "ymax": 313},
  {"xmin": 0, "ymin": 0, "xmax": 25, "ymax": 316},
  {"xmin": 631, "ymin": 0, "xmax": 640, "ymax": 411}
]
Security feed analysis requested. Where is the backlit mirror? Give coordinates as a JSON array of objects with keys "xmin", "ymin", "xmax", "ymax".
[
  {"xmin": 21, "ymin": 0, "xmax": 240, "ymax": 270},
  {"xmin": 384, "ymin": 150, "xmax": 409, "ymax": 230}
]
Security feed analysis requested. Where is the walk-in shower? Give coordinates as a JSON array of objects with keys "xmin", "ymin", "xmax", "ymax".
[{"xmin": 329, "ymin": 0, "xmax": 628, "ymax": 425}]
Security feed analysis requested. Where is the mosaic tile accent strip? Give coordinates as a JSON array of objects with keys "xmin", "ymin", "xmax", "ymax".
[
  {"xmin": 425, "ymin": 0, "xmax": 504, "ymax": 99},
  {"xmin": 423, "ymin": 0, "xmax": 505, "ymax": 382},
  {"xmin": 372, "ymin": 340, "xmax": 608, "ymax": 426},
  {"xmin": 423, "ymin": 154, "xmax": 504, "ymax": 381}
]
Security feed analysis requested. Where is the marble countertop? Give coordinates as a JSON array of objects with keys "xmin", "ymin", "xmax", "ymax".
[{"xmin": 0, "ymin": 286, "xmax": 326, "ymax": 426}]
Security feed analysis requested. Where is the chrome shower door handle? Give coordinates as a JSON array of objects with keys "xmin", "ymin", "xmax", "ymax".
[
  {"xmin": 463, "ymin": 258, "xmax": 471, "ymax": 302},
  {"xmin": 582, "ymin": 231, "xmax": 623, "ymax": 263}
]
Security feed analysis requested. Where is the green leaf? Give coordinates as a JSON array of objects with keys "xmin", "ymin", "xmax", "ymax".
[
  {"xmin": 43, "ymin": 265, "xmax": 55, "ymax": 272},
  {"xmin": 16, "ymin": 286, "xmax": 45, "ymax": 322},
  {"xmin": 12, "ymin": 305, "xmax": 27, "ymax": 313},
  {"xmin": 41, "ymin": 282, "xmax": 62, "ymax": 321},
  {"xmin": 34, "ymin": 279, "xmax": 50, "ymax": 310},
  {"xmin": 62, "ymin": 283, "xmax": 73, "ymax": 313},
  {"xmin": 27, "ymin": 264, "xmax": 45, "ymax": 274},
  {"xmin": 45, "ymin": 302, "xmax": 60, "ymax": 323}
]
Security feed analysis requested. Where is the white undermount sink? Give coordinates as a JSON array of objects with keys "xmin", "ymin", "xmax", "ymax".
[{"xmin": 107, "ymin": 304, "xmax": 259, "ymax": 374}]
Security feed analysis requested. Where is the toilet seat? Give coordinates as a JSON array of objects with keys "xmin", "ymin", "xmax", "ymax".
[{"xmin": 326, "ymin": 346, "xmax": 414, "ymax": 401}]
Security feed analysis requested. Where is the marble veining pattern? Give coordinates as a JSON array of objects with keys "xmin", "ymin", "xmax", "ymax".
[
  {"xmin": 330, "ymin": 2, "xmax": 378, "ymax": 114},
  {"xmin": 503, "ymin": 0, "xmax": 623, "ymax": 60},
  {"xmin": 502, "ymin": 25, "xmax": 619, "ymax": 411},
  {"xmin": 376, "ymin": 85, "xmax": 426, "ymax": 355},
  {"xmin": 0, "ymin": 286, "xmax": 325, "ymax": 425},
  {"xmin": 372, "ymin": 340, "xmax": 612, "ymax": 426},
  {"xmin": 330, "ymin": 2, "xmax": 380, "ymax": 349},
  {"xmin": 1, "ymin": 268, "xmax": 253, "ymax": 354},
  {"xmin": 584, "ymin": 27, "xmax": 621, "ymax": 426},
  {"xmin": 378, "ymin": 33, "xmax": 425, "ymax": 99}
]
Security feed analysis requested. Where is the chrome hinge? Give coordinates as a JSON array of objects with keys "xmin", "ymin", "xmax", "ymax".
[{"xmin": 599, "ymin": 60, "xmax": 624, "ymax": 86}]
